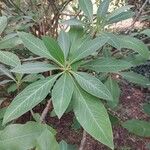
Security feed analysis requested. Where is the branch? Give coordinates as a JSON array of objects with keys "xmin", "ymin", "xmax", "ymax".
[
  {"xmin": 40, "ymin": 100, "xmax": 52, "ymax": 123},
  {"xmin": 126, "ymin": 0, "xmax": 149, "ymax": 34},
  {"xmin": 79, "ymin": 130, "xmax": 87, "ymax": 150}
]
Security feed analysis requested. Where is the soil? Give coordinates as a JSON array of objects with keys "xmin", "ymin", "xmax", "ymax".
[
  {"xmin": 46, "ymin": 82, "xmax": 150, "ymax": 150},
  {"xmin": 1, "ymin": 80, "xmax": 150, "ymax": 150}
]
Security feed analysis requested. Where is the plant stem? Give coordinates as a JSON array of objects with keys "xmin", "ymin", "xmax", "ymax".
[
  {"xmin": 79, "ymin": 130, "xmax": 87, "ymax": 150},
  {"xmin": 40, "ymin": 99, "xmax": 52, "ymax": 123}
]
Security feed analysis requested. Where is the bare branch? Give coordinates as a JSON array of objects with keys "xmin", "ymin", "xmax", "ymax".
[
  {"xmin": 79, "ymin": 130, "xmax": 87, "ymax": 150},
  {"xmin": 40, "ymin": 100, "xmax": 52, "ymax": 123},
  {"xmin": 126, "ymin": 0, "xmax": 149, "ymax": 34}
]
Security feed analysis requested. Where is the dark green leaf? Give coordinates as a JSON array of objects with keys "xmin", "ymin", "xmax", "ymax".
[
  {"xmin": 83, "ymin": 57, "xmax": 133, "ymax": 73},
  {"xmin": 143, "ymin": 103, "xmax": 150, "ymax": 116},
  {"xmin": 0, "ymin": 50, "xmax": 21, "ymax": 67},
  {"xmin": 122, "ymin": 120, "xmax": 150, "ymax": 137},
  {"xmin": 58, "ymin": 31, "xmax": 70, "ymax": 59},
  {"xmin": 97, "ymin": 0, "xmax": 110, "ymax": 18},
  {"xmin": 0, "ymin": 122, "xmax": 46, "ymax": 150},
  {"xmin": 3, "ymin": 74, "xmax": 59, "ymax": 124},
  {"xmin": 120, "ymin": 71, "xmax": 150, "ymax": 87},
  {"xmin": 79, "ymin": 0, "xmax": 93, "ymax": 21},
  {"xmin": 42, "ymin": 36, "xmax": 65, "ymax": 65},
  {"xmin": 0, "ymin": 16, "xmax": 7, "ymax": 34},
  {"xmin": 72, "ymin": 72, "xmax": 113, "ymax": 101},
  {"xmin": 11, "ymin": 62, "xmax": 58, "ymax": 74},
  {"xmin": 70, "ymin": 36, "xmax": 109, "ymax": 63},
  {"xmin": 73, "ymin": 85, "xmax": 114, "ymax": 149},
  {"xmin": 18, "ymin": 32, "xmax": 53, "ymax": 59},
  {"xmin": 105, "ymin": 77, "xmax": 120, "ymax": 108},
  {"xmin": 36, "ymin": 129, "xmax": 59, "ymax": 150},
  {"xmin": 52, "ymin": 73, "xmax": 74, "ymax": 118}
]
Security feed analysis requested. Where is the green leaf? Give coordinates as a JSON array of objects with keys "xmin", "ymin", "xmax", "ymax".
[
  {"xmin": 141, "ymin": 29, "xmax": 150, "ymax": 37},
  {"xmin": 18, "ymin": 32, "xmax": 52, "ymax": 59},
  {"xmin": 107, "ymin": 11, "xmax": 134, "ymax": 24},
  {"xmin": 36, "ymin": 129, "xmax": 59, "ymax": 150},
  {"xmin": 11, "ymin": 62, "xmax": 58, "ymax": 74},
  {"xmin": 120, "ymin": 71, "xmax": 150, "ymax": 87},
  {"xmin": 0, "ymin": 50, "xmax": 21, "ymax": 67},
  {"xmin": 119, "ymin": 36, "xmax": 150, "ymax": 59},
  {"xmin": 101, "ymin": 32, "xmax": 121, "ymax": 49},
  {"xmin": 59, "ymin": 141, "xmax": 77, "ymax": 150},
  {"xmin": 83, "ymin": 57, "xmax": 133, "ymax": 73},
  {"xmin": 52, "ymin": 73, "xmax": 74, "ymax": 118},
  {"xmin": 68, "ymin": 27, "xmax": 89, "ymax": 55},
  {"xmin": 122, "ymin": 119, "xmax": 150, "ymax": 137},
  {"xmin": 79, "ymin": 0, "xmax": 93, "ymax": 21},
  {"xmin": 97, "ymin": 0, "xmax": 110, "ymax": 18},
  {"xmin": 0, "ymin": 65, "xmax": 16, "ymax": 81},
  {"xmin": 0, "ymin": 107, "xmax": 6, "ymax": 119},
  {"xmin": 0, "ymin": 16, "xmax": 7, "ymax": 34},
  {"xmin": 0, "ymin": 34, "xmax": 22, "ymax": 49},
  {"xmin": 70, "ymin": 36, "xmax": 109, "ymax": 63},
  {"xmin": 22, "ymin": 74, "xmax": 44, "ymax": 82},
  {"xmin": 42, "ymin": 36, "xmax": 65, "ymax": 65},
  {"xmin": 105, "ymin": 77, "xmax": 120, "ymax": 108},
  {"xmin": 58, "ymin": 31, "xmax": 70, "ymax": 59},
  {"xmin": 3, "ymin": 74, "xmax": 59, "ymax": 124},
  {"xmin": 108, "ymin": 5, "xmax": 133, "ymax": 18},
  {"xmin": 143, "ymin": 103, "xmax": 150, "ymax": 116},
  {"xmin": 61, "ymin": 18, "xmax": 84, "ymax": 27},
  {"xmin": 0, "ymin": 122, "xmax": 46, "ymax": 150},
  {"xmin": 73, "ymin": 85, "xmax": 114, "ymax": 149},
  {"xmin": 72, "ymin": 72, "xmax": 113, "ymax": 101}
]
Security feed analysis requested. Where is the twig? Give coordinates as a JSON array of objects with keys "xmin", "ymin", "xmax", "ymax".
[
  {"xmin": 40, "ymin": 100, "xmax": 52, "ymax": 123},
  {"xmin": 126, "ymin": 0, "xmax": 149, "ymax": 34},
  {"xmin": 79, "ymin": 130, "xmax": 87, "ymax": 150}
]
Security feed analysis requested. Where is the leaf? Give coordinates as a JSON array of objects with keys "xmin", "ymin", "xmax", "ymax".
[
  {"xmin": 0, "ymin": 122, "xmax": 46, "ymax": 150},
  {"xmin": 68, "ymin": 27, "xmax": 89, "ymax": 55},
  {"xmin": 36, "ymin": 129, "xmax": 59, "ymax": 150},
  {"xmin": 0, "ymin": 65, "xmax": 16, "ymax": 81},
  {"xmin": 141, "ymin": 29, "xmax": 150, "ymax": 37},
  {"xmin": 120, "ymin": 71, "xmax": 150, "ymax": 87},
  {"xmin": 58, "ymin": 31, "xmax": 70, "ymax": 59},
  {"xmin": 79, "ymin": 0, "xmax": 93, "ymax": 21},
  {"xmin": 3, "ymin": 74, "xmax": 59, "ymax": 124},
  {"xmin": 22, "ymin": 74, "xmax": 45, "ymax": 82},
  {"xmin": 0, "ymin": 16, "xmax": 7, "ymax": 34},
  {"xmin": 11, "ymin": 62, "xmax": 58, "ymax": 74},
  {"xmin": 0, "ymin": 50, "xmax": 21, "ymax": 67},
  {"xmin": 52, "ymin": 73, "xmax": 74, "ymax": 118},
  {"xmin": 119, "ymin": 36, "xmax": 150, "ymax": 59},
  {"xmin": 42, "ymin": 36, "xmax": 65, "ymax": 65},
  {"xmin": 83, "ymin": 57, "xmax": 133, "ymax": 73},
  {"xmin": 61, "ymin": 18, "xmax": 84, "ymax": 27},
  {"xmin": 70, "ymin": 36, "xmax": 109, "ymax": 63},
  {"xmin": 73, "ymin": 85, "xmax": 114, "ymax": 149},
  {"xmin": 59, "ymin": 141, "xmax": 77, "ymax": 150},
  {"xmin": 122, "ymin": 119, "xmax": 150, "ymax": 137},
  {"xmin": 0, "ymin": 107, "xmax": 6, "ymax": 119},
  {"xmin": 101, "ymin": 32, "xmax": 122, "ymax": 49},
  {"xmin": 97, "ymin": 0, "xmax": 110, "ymax": 18},
  {"xmin": 72, "ymin": 72, "xmax": 113, "ymax": 101},
  {"xmin": 0, "ymin": 34, "xmax": 22, "ymax": 49},
  {"xmin": 18, "ymin": 32, "xmax": 52, "ymax": 59},
  {"xmin": 105, "ymin": 77, "xmax": 120, "ymax": 108},
  {"xmin": 108, "ymin": 5, "xmax": 133, "ymax": 18},
  {"xmin": 143, "ymin": 103, "xmax": 150, "ymax": 116},
  {"xmin": 107, "ymin": 11, "xmax": 134, "ymax": 24}
]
